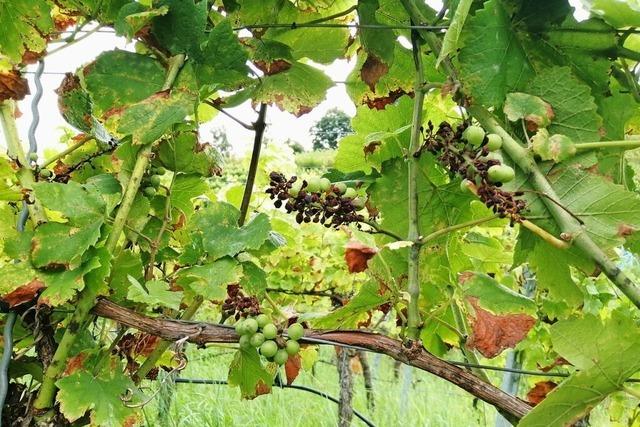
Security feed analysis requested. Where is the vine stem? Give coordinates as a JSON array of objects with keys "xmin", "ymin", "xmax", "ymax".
[
  {"xmin": 403, "ymin": 19, "xmax": 426, "ymax": 342},
  {"xmin": 574, "ymin": 140, "xmax": 640, "ymax": 151},
  {"xmin": 0, "ymin": 101, "xmax": 47, "ymax": 225},
  {"xmin": 41, "ymin": 135, "xmax": 93, "ymax": 168},
  {"xmin": 470, "ymin": 107, "xmax": 640, "ymax": 309},
  {"xmin": 238, "ymin": 103, "xmax": 267, "ymax": 226},
  {"xmin": 419, "ymin": 215, "xmax": 499, "ymax": 244},
  {"xmin": 33, "ymin": 54, "xmax": 187, "ymax": 415}
]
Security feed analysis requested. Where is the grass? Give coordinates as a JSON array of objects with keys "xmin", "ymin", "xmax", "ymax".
[{"xmin": 142, "ymin": 345, "xmax": 499, "ymax": 427}]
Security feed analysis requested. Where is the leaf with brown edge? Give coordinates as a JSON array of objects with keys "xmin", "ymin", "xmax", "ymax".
[
  {"xmin": 228, "ymin": 347, "xmax": 273, "ymax": 399},
  {"xmin": 345, "ymin": 240, "xmax": 378, "ymax": 273},
  {"xmin": 466, "ymin": 297, "xmax": 536, "ymax": 358},
  {"xmin": 63, "ymin": 353, "xmax": 88, "ymax": 376},
  {"xmin": 363, "ymin": 89, "xmax": 411, "ymax": 110},
  {"xmin": 3, "ymin": 279, "xmax": 45, "ymax": 308},
  {"xmin": 360, "ymin": 55, "xmax": 389, "ymax": 92},
  {"xmin": 285, "ymin": 354, "xmax": 301, "ymax": 385},
  {"xmin": 0, "ymin": 263, "xmax": 46, "ymax": 308},
  {"xmin": 0, "ymin": 70, "xmax": 29, "ymax": 101},
  {"xmin": 526, "ymin": 381, "xmax": 557, "ymax": 406}
]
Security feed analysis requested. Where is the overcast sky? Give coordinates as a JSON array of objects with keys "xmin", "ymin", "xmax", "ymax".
[{"xmin": 1, "ymin": 1, "xmax": 588, "ymax": 158}]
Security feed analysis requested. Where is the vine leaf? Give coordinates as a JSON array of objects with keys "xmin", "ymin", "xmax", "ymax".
[
  {"xmin": 0, "ymin": 263, "xmax": 45, "ymax": 308},
  {"xmin": 461, "ymin": 273, "xmax": 536, "ymax": 358},
  {"xmin": 0, "ymin": 69, "xmax": 29, "ymax": 101},
  {"xmin": 151, "ymin": 0, "xmax": 208, "ymax": 58},
  {"xmin": 580, "ymin": 0, "xmax": 640, "ymax": 28},
  {"xmin": 56, "ymin": 360, "xmax": 140, "ymax": 426},
  {"xmin": 458, "ymin": 0, "xmax": 533, "ymax": 107},
  {"xmin": 520, "ymin": 314, "xmax": 640, "ymax": 426},
  {"xmin": 176, "ymin": 257, "xmax": 242, "ymax": 300},
  {"xmin": 357, "ymin": 0, "xmax": 395, "ymax": 66},
  {"xmin": 314, "ymin": 281, "xmax": 391, "ymax": 329},
  {"xmin": 436, "ymin": 0, "xmax": 472, "ymax": 68},
  {"xmin": 126, "ymin": 276, "xmax": 182, "ymax": 310},
  {"xmin": 526, "ymin": 381, "xmax": 558, "ymax": 406},
  {"xmin": 169, "ymin": 174, "xmax": 208, "ymax": 217},
  {"xmin": 530, "ymin": 129, "xmax": 576, "ymax": 163},
  {"xmin": 114, "ymin": 3, "xmax": 169, "ymax": 40},
  {"xmin": 156, "ymin": 132, "xmax": 223, "ymax": 178},
  {"xmin": 39, "ymin": 255, "xmax": 102, "ymax": 306},
  {"xmin": 0, "ymin": 0, "xmax": 52, "ymax": 64},
  {"xmin": 228, "ymin": 347, "xmax": 273, "ymax": 399},
  {"xmin": 344, "ymin": 240, "xmax": 378, "ymax": 273},
  {"xmin": 503, "ymin": 92, "xmax": 555, "ymax": 132},
  {"xmin": 527, "ymin": 66, "xmax": 602, "ymax": 142}
]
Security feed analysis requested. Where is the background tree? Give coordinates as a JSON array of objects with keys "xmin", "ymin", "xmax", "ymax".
[{"xmin": 310, "ymin": 109, "xmax": 353, "ymax": 150}]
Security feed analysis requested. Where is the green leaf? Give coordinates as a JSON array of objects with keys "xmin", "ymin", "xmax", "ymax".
[
  {"xmin": 156, "ymin": 132, "xmax": 223, "ymax": 177},
  {"xmin": 436, "ymin": 0, "xmax": 472, "ymax": 68},
  {"xmin": 83, "ymin": 50, "xmax": 165, "ymax": 117},
  {"xmin": 458, "ymin": 0, "xmax": 533, "ymax": 107},
  {"xmin": 151, "ymin": 0, "xmax": 208, "ymax": 58},
  {"xmin": 126, "ymin": 276, "xmax": 182, "ymax": 310},
  {"xmin": 56, "ymin": 361, "xmax": 140, "ymax": 426},
  {"xmin": 188, "ymin": 203, "xmax": 271, "ymax": 261},
  {"xmin": 0, "ymin": 0, "xmax": 53, "ymax": 63},
  {"xmin": 520, "ymin": 314, "xmax": 640, "ymax": 427},
  {"xmin": 115, "ymin": 3, "xmax": 169, "ymax": 40},
  {"xmin": 462, "ymin": 273, "xmax": 536, "ymax": 316},
  {"xmin": 583, "ymin": 0, "xmax": 640, "ymax": 27},
  {"xmin": 527, "ymin": 66, "xmax": 602, "ymax": 142},
  {"xmin": 170, "ymin": 174, "xmax": 208, "ymax": 216},
  {"xmin": 240, "ymin": 261, "xmax": 267, "ymax": 296},
  {"xmin": 31, "ymin": 222, "xmax": 102, "ymax": 270},
  {"xmin": 531, "ymin": 129, "xmax": 576, "ymax": 163},
  {"xmin": 33, "ymin": 181, "xmax": 106, "ymax": 225},
  {"xmin": 504, "ymin": 92, "xmax": 555, "ymax": 130},
  {"xmin": 313, "ymin": 281, "xmax": 391, "ymax": 329},
  {"xmin": 252, "ymin": 62, "xmax": 333, "ymax": 116},
  {"xmin": 228, "ymin": 347, "xmax": 273, "ymax": 399},
  {"xmin": 0, "ymin": 262, "xmax": 45, "ymax": 308},
  {"xmin": 39, "ymin": 256, "xmax": 102, "ymax": 306},
  {"xmin": 108, "ymin": 250, "xmax": 143, "ymax": 303},
  {"xmin": 57, "ymin": 74, "xmax": 93, "ymax": 133},
  {"xmin": 176, "ymin": 257, "xmax": 241, "ymax": 300},
  {"xmin": 357, "ymin": 0, "xmax": 395, "ymax": 65}
]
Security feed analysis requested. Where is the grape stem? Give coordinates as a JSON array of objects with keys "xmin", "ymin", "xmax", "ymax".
[
  {"xmin": 574, "ymin": 140, "xmax": 640, "ymax": 151},
  {"xmin": 41, "ymin": 135, "xmax": 94, "ymax": 168}
]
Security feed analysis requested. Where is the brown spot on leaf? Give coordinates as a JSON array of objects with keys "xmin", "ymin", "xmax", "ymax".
[
  {"xmin": 3, "ymin": 279, "xmax": 45, "ymax": 308},
  {"xmin": 0, "ymin": 70, "xmax": 29, "ymax": 102},
  {"xmin": 21, "ymin": 50, "xmax": 44, "ymax": 65},
  {"xmin": 526, "ymin": 381, "xmax": 557, "ymax": 406},
  {"xmin": 285, "ymin": 354, "xmax": 302, "ymax": 385},
  {"xmin": 617, "ymin": 223, "xmax": 636, "ymax": 238},
  {"xmin": 254, "ymin": 59, "xmax": 292, "ymax": 76},
  {"xmin": 363, "ymin": 141, "xmax": 381, "ymax": 157},
  {"xmin": 537, "ymin": 357, "xmax": 571, "ymax": 372},
  {"xmin": 53, "ymin": 14, "xmax": 77, "ymax": 32},
  {"xmin": 458, "ymin": 271, "xmax": 475, "ymax": 284},
  {"xmin": 63, "ymin": 353, "xmax": 87, "ymax": 376},
  {"xmin": 466, "ymin": 297, "xmax": 536, "ymax": 358},
  {"xmin": 345, "ymin": 240, "xmax": 378, "ymax": 273},
  {"xmin": 360, "ymin": 55, "xmax": 389, "ymax": 92},
  {"xmin": 363, "ymin": 89, "xmax": 411, "ymax": 110},
  {"xmin": 254, "ymin": 379, "xmax": 271, "ymax": 397}
]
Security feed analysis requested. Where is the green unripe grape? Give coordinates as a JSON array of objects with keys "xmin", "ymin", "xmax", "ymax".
[
  {"xmin": 487, "ymin": 165, "xmax": 515, "ymax": 183},
  {"xmin": 460, "ymin": 179, "xmax": 473, "ymax": 193},
  {"xmin": 305, "ymin": 177, "xmax": 321, "ymax": 193},
  {"xmin": 285, "ymin": 340, "xmax": 300, "ymax": 356},
  {"xmin": 143, "ymin": 187, "xmax": 156, "ymax": 197},
  {"xmin": 256, "ymin": 314, "xmax": 270, "ymax": 328},
  {"xmin": 351, "ymin": 197, "xmax": 366, "ymax": 210},
  {"xmin": 40, "ymin": 169, "xmax": 52, "ymax": 178},
  {"xmin": 262, "ymin": 323, "xmax": 277, "ymax": 340},
  {"xmin": 319, "ymin": 177, "xmax": 331, "ymax": 192},
  {"xmin": 235, "ymin": 320, "xmax": 246, "ymax": 335},
  {"xmin": 334, "ymin": 182, "xmax": 347, "ymax": 194},
  {"xmin": 343, "ymin": 187, "xmax": 357, "ymax": 199},
  {"xmin": 485, "ymin": 133, "xmax": 503, "ymax": 151},
  {"xmin": 29, "ymin": 152, "xmax": 38, "ymax": 162},
  {"xmin": 155, "ymin": 166, "xmax": 166, "ymax": 175},
  {"xmin": 244, "ymin": 318, "xmax": 259, "ymax": 334},
  {"xmin": 287, "ymin": 323, "xmax": 304, "ymax": 341},
  {"xmin": 150, "ymin": 175, "xmax": 161, "ymax": 188},
  {"xmin": 289, "ymin": 180, "xmax": 303, "ymax": 197},
  {"xmin": 250, "ymin": 332, "xmax": 265, "ymax": 348},
  {"xmin": 463, "ymin": 125, "xmax": 485, "ymax": 147},
  {"xmin": 274, "ymin": 349, "xmax": 289, "ymax": 365},
  {"xmin": 260, "ymin": 340, "xmax": 278, "ymax": 358},
  {"xmin": 239, "ymin": 334, "xmax": 252, "ymax": 349}
]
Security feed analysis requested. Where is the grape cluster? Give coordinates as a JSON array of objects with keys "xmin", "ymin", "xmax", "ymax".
[
  {"xmin": 422, "ymin": 121, "xmax": 526, "ymax": 224},
  {"xmin": 266, "ymin": 172, "xmax": 368, "ymax": 228},
  {"xmin": 141, "ymin": 166, "xmax": 166, "ymax": 197},
  {"xmin": 235, "ymin": 315, "xmax": 304, "ymax": 365},
  {"xmin": 222, "ymin": 284, "xmax": 261, "ymax": 321}
]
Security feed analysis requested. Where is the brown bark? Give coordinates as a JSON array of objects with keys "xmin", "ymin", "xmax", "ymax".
[
  {"xmin": 336, "ymin": 348, "xmax": 354, "ymax": 427},
  {"xmin": 92, "ymin": 298, "xmax": 532, "ymax": 420}
]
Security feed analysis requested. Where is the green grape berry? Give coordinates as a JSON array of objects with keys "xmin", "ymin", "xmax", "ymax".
[
  {"xmin": 235, "ymin": 320, "xmax": 246, "ymax": 335},
  {"xmin": 150, "ymin": 175, "xmax": 161, "ymax": 188},
  {"xmin": 460, "ymin": 179, "xmax": 473, "ymax": 194},
  {"xmin": 239, "ymin": 334, "xmax": 252, "ymax": 349},
  {"xmin": 485, "ymin": 133, "xmax": 503, "ymax": 151},
  {"xmin": 343, "ymin": 187, "xmax": 357, "ymax": 199},
  {"xmin": 289, "ymin": 180, "xmax": 303, "ymax": 197},
  {"xmin": 39, "ymin": 169, "xmax": 52, "ymax": 178},
  {"xmin": 487, "ymin": 165, "xmax": 515, "ymax": 183},
  {"xmin": 351, "ymin": 197, "xmax": 366, "ymax": 210},
  {"xmin": 155, "ymin": 166, "xmax": 166, "ymax": 175},
  {"xmin": 262, "ymin": 323, "xmax": 277, "ymax": 340},
  {"xmin": 287, "ymin": 323, "xmax": 304, "ymax": 341},
  {"xmin": 334, "ymin": 182, "xmax": 347, "ymax": 194},
  {"xmin": 285, "ymin": 340, "xmax": 300, "ymax": 356},
  {"xmin": 260, "ymin": 340, "xmax": 278, "ymax": 358},
  {"xmin": 250, "ymin": 332, "xmax": 265, "ymax": 348},
  {"xmin": 29, "ymin": 152, "xmax": 38, "ymax": 162},
  {"xmin": 305, "ymin": 177, "xmax": 321, "ymax": 193},
  {"xmin": 143, "ymin": 187, "xmax": 156, "ymax": 197},
  {"xmin": 256, "ymin": 314, "xmax": 270, "ymax": 328},
  {"xmin": 244, "ymin": 318, "xmax": 259, "ymax": 334},
  {"xmin": 463, "ymin": 125, "xmax": 485, "ymax": 147},
  {"xmin": 319, "ymin": 177, "xmax": 331, "ymax": 192},
  {"xmin": 274, "ymin": 349, "xmax": 289, "ymax": 365}
]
